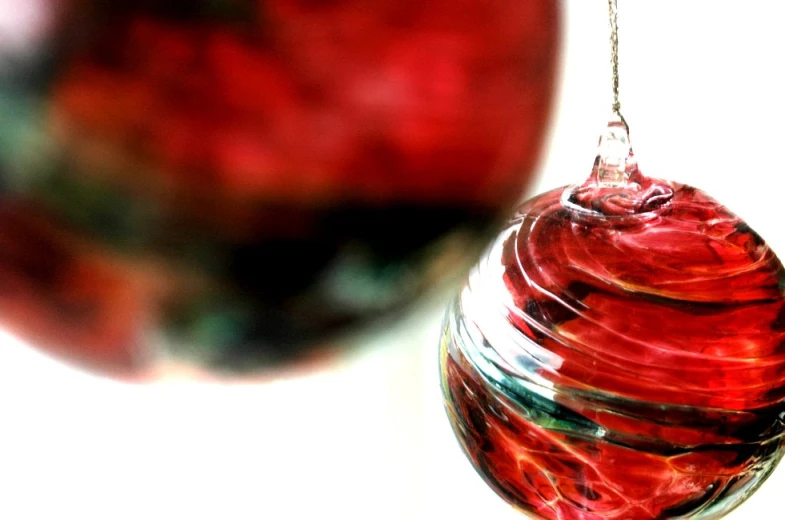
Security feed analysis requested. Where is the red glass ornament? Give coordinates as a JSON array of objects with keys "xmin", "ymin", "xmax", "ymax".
[
  {"xmin": 0, "ymin": 0, "xmax": 559, "ymax": 378},
  {"xmin": 440, "ymin": 120, "xmax": 785, "ymax": 519}
]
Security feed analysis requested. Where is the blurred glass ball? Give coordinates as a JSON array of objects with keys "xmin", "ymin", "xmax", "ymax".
[{"xmin": 0, "ymin": 0, "xmax": 560, "ymax": 379}]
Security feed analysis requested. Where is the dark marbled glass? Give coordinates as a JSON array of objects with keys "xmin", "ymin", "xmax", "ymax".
[{"xmin": 0, "ymin": 0, "xmax": 559, "ymax": 378}]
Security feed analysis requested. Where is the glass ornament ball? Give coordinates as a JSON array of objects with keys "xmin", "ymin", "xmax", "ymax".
[
  {"xmin": 440, "ymin": 121, "xmax": 785, "ymax": 519},
  {"xmin": 0, "ymin": 0, "xmax": 560, "ymax": 379}
]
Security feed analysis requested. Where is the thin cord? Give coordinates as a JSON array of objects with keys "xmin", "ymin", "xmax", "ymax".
[{"xmin": 608, "ymin": 0, "xmax": 628, "ymax": 130}]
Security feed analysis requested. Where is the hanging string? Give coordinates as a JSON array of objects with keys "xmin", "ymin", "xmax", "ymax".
[{"xmin": 608, "ymin": 0, "xmax": 628, "ymax": 130}]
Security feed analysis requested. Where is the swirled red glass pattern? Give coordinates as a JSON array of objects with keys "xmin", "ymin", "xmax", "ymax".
[{"xmin": 441, "ymin": 171, "xmax": 785, "ymax": 518}]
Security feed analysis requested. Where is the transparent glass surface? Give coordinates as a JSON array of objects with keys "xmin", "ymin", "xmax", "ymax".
[{"xmin": 440, "ymin": 122, "xmax": 785, "ymax": 519}]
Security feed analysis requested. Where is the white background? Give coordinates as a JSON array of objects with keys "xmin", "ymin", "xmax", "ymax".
[{"xmin": 1, "ymin": 1, "xmax": 784, "ymax": 518}]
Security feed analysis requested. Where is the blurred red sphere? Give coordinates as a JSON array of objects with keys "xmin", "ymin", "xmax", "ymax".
[{"xmin": 0, "ymin": 0, "xmax": 560, "ymax": 379}]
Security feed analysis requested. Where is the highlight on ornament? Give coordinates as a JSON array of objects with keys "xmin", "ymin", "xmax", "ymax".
[
  {"xmin": 439, "ymin": 115, "xmax": 785, "ymax": 519},
  {"xmin": 0, "ymin": 0, "xmax": 559, "ymax": 379}
]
